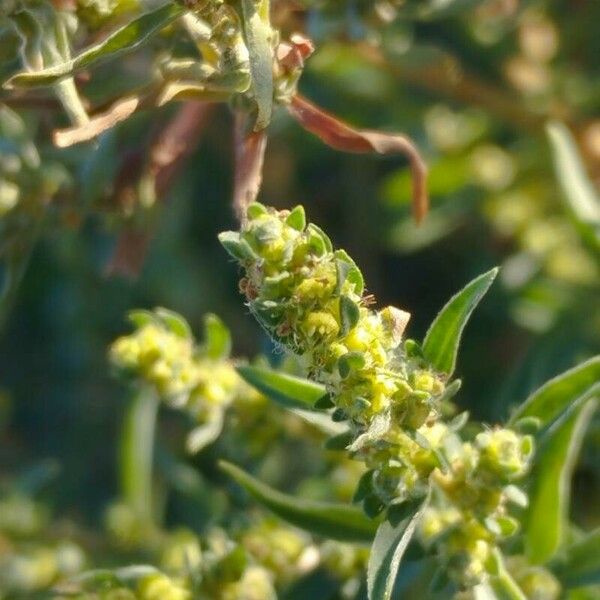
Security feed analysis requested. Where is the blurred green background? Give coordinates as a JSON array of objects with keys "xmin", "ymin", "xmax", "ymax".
[{"xmin": 1, "ymin": 0, "xmax": 599, "ymax": 596}]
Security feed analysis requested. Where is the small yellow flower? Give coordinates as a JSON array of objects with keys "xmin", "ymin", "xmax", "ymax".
[
  {"xmin": 137, "ymin": 573, "xmax": 190, "ymax": 600},
  {"xmin": 476, "ymin": 429, "xmax": 533, "ymax": 479},
  {"xmin": 303, "ymin": 311, "xmax": 340, "ymax": 340}
]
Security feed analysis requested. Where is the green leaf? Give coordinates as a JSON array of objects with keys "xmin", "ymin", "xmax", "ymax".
[
  {"xmin": 338, "ymin": 351, "xmax": 366, "ymax": 378},
  {"xmin": 290, "ymin": 408, "xmax": 347, "ymax": 436},
  {"xmin": 422, "ymin": 268, "xmax": 498, "ymax": 376},
  {"xmin": 525, "ymin": 398, "xmax": 598, "ymax": 564},
  {"xmin": 239, "ymin": 0, "xmax": 273, "ymax": 130},
  {"xmin": 5, "ymin": 3, "xmax": 185, "ymax": 89},
  {"xmin": 237, "ymin": 365, "xmax": 327, "ymax": 409},
  {"xmin": 186, "ymin": 413, "xmax": 225, "ymax": 454},
  {"xmin": 547, "ymin": 122, "xmax": 600, "ymax": 252},
  {"xmin": 219, "ymin": 461, "xmax": 378, "ymax": 542},
  {"xmin": 127, "ymin": 309, "xmax": 156, "ymax": 328},
  {"xmin": 509, "ymin": 356, "xmax": 600, "ymax": 428},
  {"xmin": 285, "ymin": 205, "xmax": 306, "ymax": 231},
  {"xmin": 306, "ymin": 223, "xmax": 333, "ymax": 254},
  {"xmin": 488, "ymin": 551, "xmax": 527, "ymax": 600},
  {"xmin": 340, "ymin": 295, "xmax": 361, "ymax": 336},
  {"xmin": 155, "ymin": 307, "xmax": 192, "ymax": 339},
  {"xmin": 551, "ymin": 528, "xmax": 600, "ymax": 588},
  {"xmin": 324, "ymin": 430, "xmax": 354, "ymax": 450},
  {"xmin": 247, "ymin": 202, "xmax": 268, "ymax": 218},
  {"xmin": 203, "ymin": 313, "xmax": 232, "ymax": 360},
  {"xmin": 335, "ymin": 249, "xmax": 365, "ymax": 295},
  {"xmin": 367, "ymin": 494, "xmax": 429, "ymax": 600},
  {"xmin": 219, "ymin": 230, "xmax": 258, "ymax": 261}
]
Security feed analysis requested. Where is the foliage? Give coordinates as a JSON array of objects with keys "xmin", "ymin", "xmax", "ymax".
[{"xmin": 1, "ymin": 1, "xmax": 599, "ymax": 599}]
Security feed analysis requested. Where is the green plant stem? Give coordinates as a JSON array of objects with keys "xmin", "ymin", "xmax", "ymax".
[
  {"xmin": 120, "ymin": 386, "xmax": 159, "ymax": 526},
  {"xmin": 491, "ymin": 561, "xmax": 527, "ymax": 600}
]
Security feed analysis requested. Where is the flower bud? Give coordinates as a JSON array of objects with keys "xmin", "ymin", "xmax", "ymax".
[
  {"xmin": 476, "ymin": 428, "xmax": 534, "ymax": 480},
  {"xmin": 137, "ymin": 573, "xmax": 190, "ymax": 600}
]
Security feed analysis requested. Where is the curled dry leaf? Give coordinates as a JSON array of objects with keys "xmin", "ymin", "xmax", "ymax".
[
  {"xmin": 288, "ymin": 94, "xmax": 429, "ymax": 223},
  {"xmin": 276, "ymin": 33, "xmax": 315, "ymax": 72},
  {"xmin": 148, "ymin": 101, "xmax": 214, "ymax": 198},
  {"xmin": 53, "ymin": 96, "xmax": 141, "ymax": 147},
  {"xmin": 105, "ymin": 102, "xmax": 214, "ymax": 278},
  {"xmin": 233, "ymin": 112, "xmax": 268, "ymax": 222}
]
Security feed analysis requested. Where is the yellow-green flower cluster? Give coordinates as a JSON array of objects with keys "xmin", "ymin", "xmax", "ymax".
[
  {"xmin": 419, "ymin": 425, "xmax": 534, "ymax": 586},
  {"xmin": 220, "ymin": 204, "xmax": 535, "ymax": 590},
  {"xmin": 190, "ymin": 528, "xmax": 277, "ymax": 600},
  {"xmin": 76, "ymin": 0, "xmax": 139, "ymax": 29},
  {"xmin": 136, "ymin": 572, "xmax": 191, "ymax": 600},
  {"xmin": 109, "ymin": 309, "xmax": 240, "ymax": 452},
  {"xmin": 197, "ymin": 522, "xmax": 367, "ymax": 600},
  {"xmin": 504, "ymin": 556, "xmax": 561, "ymax": 600},
  {"xmin": 220, "ymin": 204, "xmax": 447, "ymax": 507},
  {"xmin": 0, "ymin": 493, "xmax": 86, "ymax": 597},
  {"xmin": 240, "ymin": 518, "xmax": 317, "ymax": 585},
  {"xmin": 0, "ymin": 540, "xmax": 85, "ymax": 596},
  {"xmin": 220, "ymin": 204, "xmax": 450, "ymax": 500}
]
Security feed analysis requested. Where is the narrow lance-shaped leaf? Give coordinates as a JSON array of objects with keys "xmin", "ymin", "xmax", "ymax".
[
  {"xmin": 290, "ymin": 408, "xmax": 348, "ymax": 436},
  {"xmin": 367, "ymin": 493, "xmax": 429, "ymax": 600},
  {"xmin": 509, "ymin": 356, "xmax": 600, "ymax": 428},
  {"xmin": 219, "ymin": 461, "xmax": 378, "ymax": 542},
  {"xmin": 239, "ymin": 0, "xmax": 274, "ymax": 131},
  {"xmin": 550, "ymin": 527, "xmax": 600, "ymax": 588},
  {"xmin": 547, "ymin": 122, "xmax": 600, "ymax": 252},
  {"xmin": 237, "ymin": 365, "xmax": 328, "ymax": 410},
  {"xmin": 525, "ymin": 398, "xmax": 598, "ymax": 564},
  {"xmin": 5, "ymin": 3, "xmax": 186, "ymax": 89},
  {"xmin": 422, "ymin": 268, "xmax": 498, "ymax": 376}
]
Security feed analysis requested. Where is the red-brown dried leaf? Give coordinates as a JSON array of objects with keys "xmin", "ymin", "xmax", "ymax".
[
  {"xmin": 53, "ymin": 96, "xmax": 141, "ymax": 148},
  {"xmin": 288, "ymin": 94, "xmax": 429, "ymax": 223},
  {"xmin": 105, "ymin": 102, "xmax": 214, "ymax": 278},
  {"xmin": 233, "ymin": 112, "xmax": 268, "ymax": 222}
]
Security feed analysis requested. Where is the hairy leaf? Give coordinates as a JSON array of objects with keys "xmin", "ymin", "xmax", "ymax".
[
  {"xmin": 422, "ymin": 268, "xmax": 498, "ymax": 376},
  {"xmin": 237, "ymin": 365, "xmax": 328, "ymax": 409},
  {"xmin": 220, "ymin": 461, "xmax": 378, "ymax": 542},
  {"xmin": 5, "ymin": 3, "xmax": 185, "ymax": 88},
  {"xmin": 509, "ymin": 356, "xmax": 600, "ymax": 428},
  {"xmin": 291, "ymin": 409, "xmax": 347, "ymax": 436},
  {"xmin": 525, "ymin": 398, "xmax": 598, "ymax": 564},
  {"xmin": 367, "ymin": 494, "xmax": 429, "ymax": 600},
  {"xmin": 239, "ymin": 0, "xmax": 274, "ymax": 130},
  {"xmin": 547, "ymin": 122, "xmax": 600, "ymax": 252}
]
